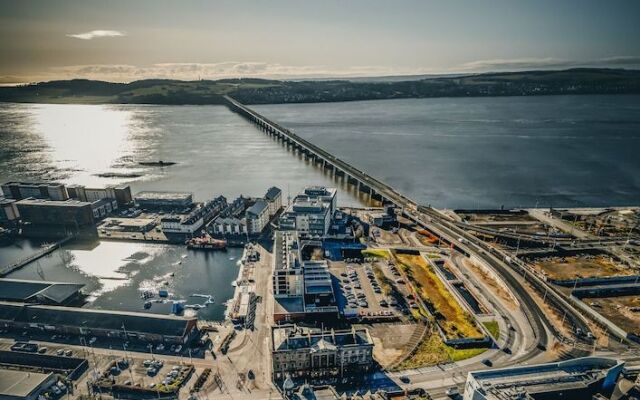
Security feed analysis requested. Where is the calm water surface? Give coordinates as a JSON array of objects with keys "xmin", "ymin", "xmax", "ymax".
[
  {"xmin": 1, "ymin": 95, "xmax": 639, "ymax": 319},
  {"xmin": 255, "ymin": 95, "xmax": 640, "ymax": 209},
  {"xmin": 0, "ymin": 103, "xmax": 362, "ymax": 320}
]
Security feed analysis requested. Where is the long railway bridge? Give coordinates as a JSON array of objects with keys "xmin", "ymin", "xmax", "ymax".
[
  {"xmin": 224, "ymin": 95, "xmax": 604, "ymax": 348},
  {"xmin": 224, "ymin": 95, "xmax": 417, "ymax": 208}
]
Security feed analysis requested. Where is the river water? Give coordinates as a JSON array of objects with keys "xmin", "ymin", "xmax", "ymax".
[
  {"xmin": 255, "ymin": 95, "xmax": 640, "ymax": 209},
  {"xmin": 1, "ymin": 95, "xmax": 639, "ymax": 319}
]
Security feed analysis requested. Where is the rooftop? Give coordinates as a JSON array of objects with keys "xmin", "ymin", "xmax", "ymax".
[
  {"xmin": 274, "ymin": 231, "xmax": 299, "ymax": 271},
  {"xmin": 265, "ymin": 186, "xmax": 282, "ymax": 201},
  {"xmin": 272, "ymin": 324, "xmax": 372, "ymax": 352},
  {"xmin": 2, "ymin": 181, "xmax": 65, "ymax": 188},
  {"xmin": 134, "ymin": 191, "xmax": 193, "ymax": 201},
  {"xmin": 15, "ymin": 198, "xmax": 91, "ymax": 207},
  {"xmin": 102, "ymin": 217, "xmax": 156, "ymax": 228},
  {"xmin": 246, "ymin": 199, "xmax": 269, "ymax": 216},
  {"xmin": 0, "ymin": 368, "xmax": 53, "ymax": 398},
  {"xmin": 469, "ymin": 356, "xmax": 624, "ymax": 400},
  {"xmin": 0, "ymin": 302, "xmax": 196, "ymax": 338},
  {"xmin": 0, "ymin": 197, "xmax": 16, "ymax": 206},
  {"xmin": 0, "ymin": 278, "xmax": 84, "ymax": 304}
]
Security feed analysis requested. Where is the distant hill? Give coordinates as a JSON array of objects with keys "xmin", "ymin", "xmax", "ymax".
[{"xmin": 1, "ymin": 68, "xmax": 639, "ymax": 105}]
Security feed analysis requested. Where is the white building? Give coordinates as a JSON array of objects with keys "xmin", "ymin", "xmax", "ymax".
[
  {"xmin": 210, "ymin": 217, "xmax": 247, "ymax": 235},
  {"xmin": 161, "ymin": 215, "xmax": 204, "ymax": 234},
  {"xmin": 279, "ymin": 187, "xmax": 337, "ymax": 237}
]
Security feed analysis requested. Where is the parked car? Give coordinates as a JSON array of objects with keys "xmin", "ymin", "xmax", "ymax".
[{"xmin": 445, "ymin": 387, "xmax": 460, "ymax": 398}]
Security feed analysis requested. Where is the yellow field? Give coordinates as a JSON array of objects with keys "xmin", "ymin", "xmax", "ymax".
[
  {"xmin": 395, "ymin": 253, "xmax": 483, "ymax": 340},
  {"xmin": 395, "ymin": 329, "xmax": 487, "ymax": 370},
  {"xmin": 362, "ymin": 248, "xmax": 391, "ymax": 259}
]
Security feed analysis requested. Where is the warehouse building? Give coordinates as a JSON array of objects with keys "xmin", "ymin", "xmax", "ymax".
[
  {"xmin": 0, "ymin": 302, "xmax": 198, "ymax": 345},
  {"xmin": 66, "ymin": 184, "xmax": 132, "ymax": 208},
  {"xmin": 271, "ymin": 324, "xmax": 374, "ymax": 380},
  {"xmin": 134, "ymin": 191, "xmax": 193, "ymax": 210},
  {"xmin": 0, "ymin": 368, "xmax": 57, "ymax": 400},
  {"xmin": 15, "ymin": 198, "xmax": 95, "ymax": 230},
  {"xmin": 464, "ymin": 356, "xmax": 624, "ymax": 400},
  {"xmin": 1, "ymin": 182, "xmax": 68, "ymax": 202},
  {"xmin": 0, "ymin": 279, "xmax": 84, "ymax": 306}
]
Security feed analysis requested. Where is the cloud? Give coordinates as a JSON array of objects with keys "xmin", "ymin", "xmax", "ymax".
[
  {"xmin": 45, "ymin": 62, "xmax": 437, "ymax": 82},
  {"xmin": 457, "ymin": 56, "xmax": 640, "ymax": 72},
  {"xmin": 66, "ymin": 30, "xmax": 125, "ymax": 40}
]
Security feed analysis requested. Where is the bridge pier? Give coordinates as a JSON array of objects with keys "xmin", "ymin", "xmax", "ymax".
[
  {"xmin": 371, "ymin": 190, "xmax": 383, "ymax": 202},
  {"xmin": 225, "ymin": 95, "xmax": 410, "ymax": 210}
]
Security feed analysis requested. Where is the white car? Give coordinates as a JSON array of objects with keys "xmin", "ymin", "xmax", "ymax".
[{"xmin": 445, "ymin": 387, "xmax": 460, "ymax": 397}]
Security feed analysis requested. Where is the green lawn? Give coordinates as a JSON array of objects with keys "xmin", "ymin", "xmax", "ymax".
[
  {"xmin": 362, "ymin": 248, "xmax": 390, "ymax": 259},
  {"xmin": 482, "ymin": 320, "xmax": 500, "ymax": 340}
]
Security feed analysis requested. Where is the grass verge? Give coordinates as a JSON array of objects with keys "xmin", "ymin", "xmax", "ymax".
[
  {"xmin": 362, "ymin": 248, "xmax": 390, "ymax": 259},
  {"xmin": 482, "ymin": 320, "xmax": 500, "ymax": 340}
]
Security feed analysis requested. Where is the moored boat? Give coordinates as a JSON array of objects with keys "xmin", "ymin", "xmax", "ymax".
[{"xmin": 186, "ymin": 235, "xmax": 227, "ymax": 250}]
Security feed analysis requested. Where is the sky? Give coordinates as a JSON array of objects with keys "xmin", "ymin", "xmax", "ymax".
[{"xmin": 1, "ymin": 0, "xmax": 639, "ymax": 83}]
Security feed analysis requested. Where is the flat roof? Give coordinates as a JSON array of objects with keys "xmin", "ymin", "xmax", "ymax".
[
  {"xmin": 134, "ymin": 191, "xmax": 192, "ymax": 201},
  {"xmin": 0, "ymin": 302, "xmax": 196, "ymax": 338},
  {"xmin": 470, "ymin": 356, "xmax": 623, "ymax": 399},
  {"xmin": 2, "ymin": 181, "xmax": 65, "ymax": 188},
  {"xmin": 274, "ymin": 231, "xmax": 299, "ymax": 272},
  {"xmin": 0, "ymin": 368, "xmax": 53, "ymax": 397},
  {"xmin": 103, "ymin": 217, "xmax": 156, "ymax": 227},
  {"xmin": 15, "ymin": 198, "xmax": 91, "ymax": 208},
  {"xmin": 0, "ymin": 278, "xmax": 84, "ymax": 304},
  {"xmin": 273, "ymin": 297, "xmax": 305, "ymax": 315},
  {"xmin": 272, "ymin": 325, "xmax": 372, "ymax": 351}
]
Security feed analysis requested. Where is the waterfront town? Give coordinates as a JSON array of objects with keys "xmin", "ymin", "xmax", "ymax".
[{"xmin": 0, "ymin": 170, "xmax": 639, "ymax": 400}]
